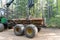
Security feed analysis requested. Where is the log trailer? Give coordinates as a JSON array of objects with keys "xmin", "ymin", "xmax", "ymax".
[
  {"xmin": 12, "ymin": 0, "xmax": 45, "ymax": 38},
  {"xmin": 0, "ymin": 0, "xmax": 45, "ymax": 38}
]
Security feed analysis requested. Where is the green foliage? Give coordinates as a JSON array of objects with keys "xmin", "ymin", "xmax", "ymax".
[
  {"xmin": 13, "ymin": 0, "xmax": 42, "ymax": 18},
  {"xmin": 44, "ymin": 0, "xmax": 60, "ymax": 28},
  {"xmin": 47, "ymin": 17, "xmax": 60, "ymax": 28}
]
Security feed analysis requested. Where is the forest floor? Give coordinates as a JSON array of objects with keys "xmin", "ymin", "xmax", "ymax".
[{"xmin": 0, "ymin": 28, "xmax": 60, "ymax": 40}]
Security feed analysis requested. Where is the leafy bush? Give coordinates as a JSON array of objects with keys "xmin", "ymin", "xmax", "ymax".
[{"xmin": 47, "ymin": 17, "xmax": 60, "ymax": 28}]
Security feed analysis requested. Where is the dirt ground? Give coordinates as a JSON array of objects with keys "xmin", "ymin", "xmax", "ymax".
[{"xmin": 0, "ymin": 28, "xmax": 60, "ymax": 40}]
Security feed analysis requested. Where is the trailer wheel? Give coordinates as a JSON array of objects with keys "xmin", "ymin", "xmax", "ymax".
[
  {"xmin": 8, "ymin": 23, "xmax": 13, "ymax": 29},
  {"xmin": 0, "ymin": 23, "xmax": 4, "ymax": 32},
  {"xmin": 14, "ymin": 24, "xmax": 24, "ymax": 36},
  {"xmin": 25, "ymin": 24, "xmax": 38, "ymax": 38},
  {"xmin": 8, "ymin": 21, "xmax": 16, "ymax": 29},
  {"xmin": 38, "ymin": 28, "xmax": 41, "ymax": 32}
]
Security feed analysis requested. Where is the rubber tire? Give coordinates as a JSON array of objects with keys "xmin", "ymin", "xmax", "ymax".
[
  {"xmin": 0, "ymin": 23, "xmax": 4, "ymax": 32},
  {"xmin": 14, "ymin": 24, "xmax": 24, "ymax": 36},
  {"xmin": 8, "ymin": 23, "xmax": 13, "ymax": 29},
  {"xmin": 38, "ymin": 28, "xmax": 41, "ymax": 32},
  {"xmin": 8, "ymin": 21, "xmax": 16, "ymax": 29},
  {"xmin": 25, "ymin": 24, "xmax": 38, "ymax": 38}
]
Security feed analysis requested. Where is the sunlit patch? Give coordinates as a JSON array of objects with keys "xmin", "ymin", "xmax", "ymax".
[{"xmin": 0, "ymin": 36, "xmax": 6, "ymax": 39}]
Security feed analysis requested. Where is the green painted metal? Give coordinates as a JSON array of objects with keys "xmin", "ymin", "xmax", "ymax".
[{"xmin": 1, "ymin": 17, "xmax": 7, "ymax": 24}]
